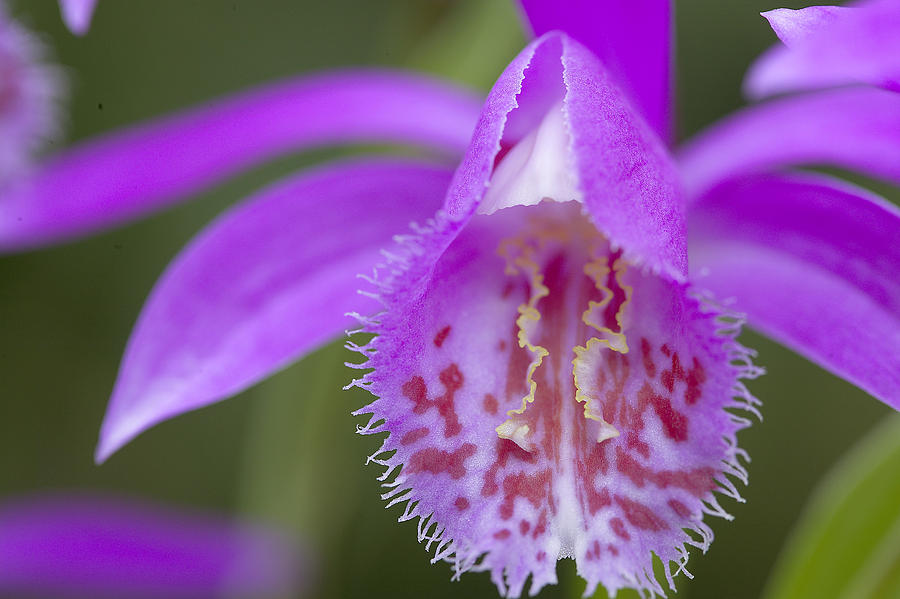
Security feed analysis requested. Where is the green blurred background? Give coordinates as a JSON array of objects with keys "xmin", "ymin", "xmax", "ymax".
[{"xmin": 1, "ymin": 1, "xmax": 894, "ymax": 598}]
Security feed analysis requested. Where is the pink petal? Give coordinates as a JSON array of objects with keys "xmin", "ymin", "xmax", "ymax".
[
  {"xmin": 746, "ymin": 0, "xmax": 900, "ymax": 98},
  {"xmin": 58, "ymin": 0, "xmax": 98, "ymax": 36},
  {"xmin": 352, "ymin": 200, "xmax": 753, "ymax": 596},
  {"xmin": 96, "ymin": 159, "xmax": 452, "ymax": 462},
  {"xmin": 446, "ymin": 33, "xmax": 685, "ymax": 281},
  {"xmin": 677, "ymin": 87, "xmax": 900, "ymax": 200},
  {"xmin": 689, "ymin": 173, "xmax": 900, "ymax": 408},
  {"xmin": 0, "ymin": 493, "xmax": 304, "ymax": 598},
  {"xmin": 517, "ymin": 0, "xmax": 673, "ymax": 141},
  {"xmin": 0, "ymin": 71, "xmax": 480, "ymax": 251},
  {"xmin": 763, "ymin": 5, "xmax": 850, "ymax": 43}
]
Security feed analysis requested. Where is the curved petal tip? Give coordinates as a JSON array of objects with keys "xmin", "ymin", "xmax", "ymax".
[
  {"xmin": 95, "ymin": 159, "xmax": 452, "ymax": 463},
  {"xmin": 58, "ymin": 0, "xmax": 98, "ymax": 36}
]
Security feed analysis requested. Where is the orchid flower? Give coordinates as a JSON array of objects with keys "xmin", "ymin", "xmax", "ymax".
[
  {"xmin": 2, "ymin": 1, "xmax": 898, "ymax": 597},
  {"xmin": 0, "ymin": 492, "xmax": 305, "ymax": 598}
]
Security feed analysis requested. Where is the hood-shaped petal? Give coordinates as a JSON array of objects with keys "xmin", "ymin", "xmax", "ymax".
[
  {"xmin": 689, "ymin": 173, "xmax": 900, "ymax": 408},
  {"xmin": 678, "ymin": 87, "xmax": 900, "ymax": 200},
  {"xmin": 58, "ymin": 0, "xmax": 98, "ymax": 36},
  {"xmin": 0, "ymin": 493, "xmax": 304, "ymax": 598},
  {"xmin": 0, "ymin": 71, "xmax": 480, "ymax": 251},
  {"xmin": 446, "ymin": 32, "xmax": 685, "ymax": 281},
  {"xmin": 96, "ymin": 159, "xmax": 452, "ymax": 462},
  {"xmin": 746, "ymin": 0, "xmax": 900, "ymax": 98},
  {"xmin": 517, "ymin": 0, "xmax": 673, "ymax": 141},
  {"xmin": 563, "ymin": 36, "xmax": 685, "ymax": 280}
]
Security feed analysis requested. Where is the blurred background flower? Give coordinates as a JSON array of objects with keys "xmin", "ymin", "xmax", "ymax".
[
  {"xmin": 0, "ymin": 1, "xmax": 897, "ymax": 598},
  {"xmin": 0, "ymin": 492, "xmax": 306, "ymax": 598}
]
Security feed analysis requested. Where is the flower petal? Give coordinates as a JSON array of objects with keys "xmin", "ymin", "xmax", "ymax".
[
  {"xmin": 0, "ymin": 493, "xmax": 304, "ymax": 598},
  {"xmin": 96, "ymin": 159, "xmax": 452, "ymax": 462},
  {"xmin": 677, "ymin": 87, "xmax": 900, "ymax": 200},
  {"xmin": 745, "ymin": 0, "xmax": 900, "ymax": 99},
  {"xmin": 517, "ymin": 0, "xmax": 673, "ymax": 140},
  {"xmin": 58, "ymin": 0, "xmax": 98, "ymax": 36},
  {"xmin": 688, "ymin": 173, "xmax": 900, "ymax": 408},
  {"xmin": 0, "ymin": 71, "xmax": 480, "ymax": 251},
  {"xmin": 447, "ymin": 33, "xmax": 685, "ymax": 281},
  {"xmin": 0, "ymin": 9, "xmax": 61, "ymax": 185}
]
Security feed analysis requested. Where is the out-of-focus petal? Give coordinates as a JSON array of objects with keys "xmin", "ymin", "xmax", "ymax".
[
  {"xmin": 58, "ymin": 0, "xmax": 98, "ymax": 36},
  {"xmin": 446, "ymin": 33, "xmax": 685, "ymax": 281},
  {"xmin": 0, "ymin": 9, "xmax": 61, "ymax": 186},
  {"xmin": 678, "ymin": 87, "xmax": 900, "ymax": 200},
  {"xmin": 517, "ymin": 0, "xmax": 672, "ymax": 140},
  {"xmin": 0, "ymin": 493, "xmax": 304, "ymax": 598},
  {"xmin": 96, "ymin": 159, "xmax": 452, "ymax": 462},
  {"xmin": 0, "ymin": 71, "xmax": 480, "ymax": 251},
  {"xmin": 745, "ymin": 0, "xmax": 900, "ymax": 98},
  {"xmin": 763, "ymin": 5, "xmax": 850, "ymax": 43},
  {"xmin": 689, "ymin": 173, "xmax": 900, "ymax": 408}
]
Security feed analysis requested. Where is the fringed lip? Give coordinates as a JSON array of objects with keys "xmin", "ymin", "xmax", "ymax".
[{"xmin": 349, "ymin": 197, "xmax": 759, "ymax": 597}]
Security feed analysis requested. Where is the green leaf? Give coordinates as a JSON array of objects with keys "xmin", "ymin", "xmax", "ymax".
[{"xmin": 762, "ymin": 413, "xmax": 900, "ymax": 599}]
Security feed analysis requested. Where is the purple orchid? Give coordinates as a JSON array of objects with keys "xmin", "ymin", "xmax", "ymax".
[
  {"xmin": 0, "ymin": 492, "xmax": 305, "ymax": 598},
  {"xmin": 2, "ymin": 0, "xmax": 898, "ymax": 596}
]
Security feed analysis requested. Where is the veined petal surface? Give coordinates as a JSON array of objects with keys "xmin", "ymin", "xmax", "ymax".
[
  {"xmin": 0, "ymin": 71, "xmax": 480, "ymax": 251},
  {"xmin": 517, "ymin": 0, "xmax": 673, "ymax": 141},
  {"xmin": 352, "ymin": 201, "xmax": 753, "ymax": 597},
  {"xmin": 746, "ymin": 0, "xmax": 900, "ymax": 98},
  {"xmin": 689, "ymin": 173, "xmax": 900, "ymax": 408},
  {"xmin": 96, "ymin": 160, "xmax": 452, "ymax": 462},
  {"xmin": 562, "ymin": 36, "xmax": 685, "ymax": 281},
  {"xmin": 0, "ymin": 493, "xmax": 303, "ymax": 598},
  {"xmin": 678, "ymin": 87, "xmax": 900, "ymax": 200},
  {"xmin": 58, "ymin": 0, "xmax": 98, "ymax": 36}
]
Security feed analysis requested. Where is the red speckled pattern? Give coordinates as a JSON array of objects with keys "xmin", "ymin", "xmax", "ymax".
[{"xmin": 351, "ymin": 204, "xmax": 756, "ymax": 597}]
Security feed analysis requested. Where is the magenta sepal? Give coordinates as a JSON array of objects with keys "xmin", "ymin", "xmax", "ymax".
[
  {"xmin": 516, "ymin": 0, "xmax": 673, "ymax": 141},
  {"xmin": 678, "ymin": 87, "xmax": 900, "ymax": 200},
  {"xmin": 689, "ymin": 172, "xmax": 900, "ymax": 407},
  {"xmin": 0, "ymin": 71, "xmax": 480, "ymax": 251},
  {"xmin": 96, "ymin": 159, "xmax": 452, "ymax": 462}
]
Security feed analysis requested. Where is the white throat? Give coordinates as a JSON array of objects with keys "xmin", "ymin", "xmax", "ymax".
[{"xmin": 478, "ymin": 100, "xmax": 583, "ymax": 216}]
